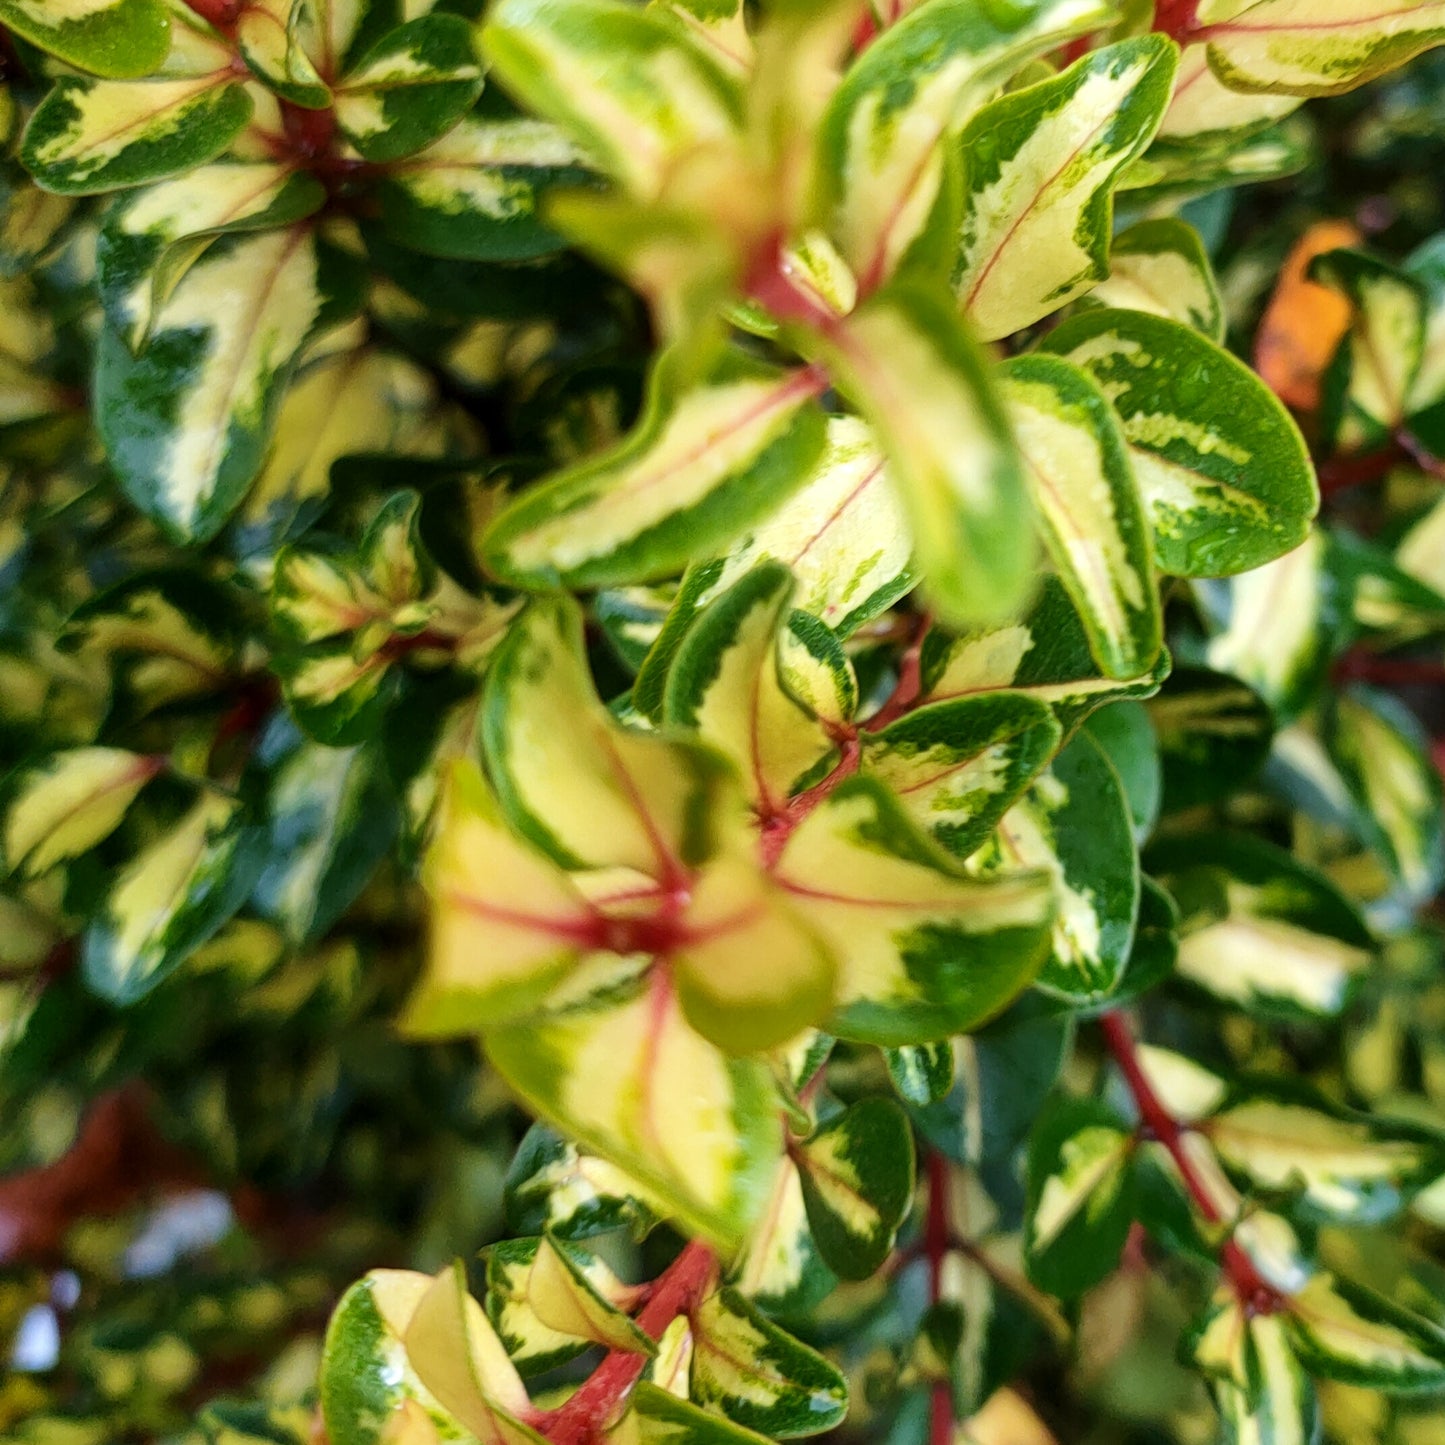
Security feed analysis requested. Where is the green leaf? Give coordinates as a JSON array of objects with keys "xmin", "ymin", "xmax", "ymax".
[
  {"xmin": 663, "ymin": 562, "xmax": 837, "ymax": 815},
  {"xmin": 96, "ymin": 227, "xmax": 327, "ymax": 544},
  {"xmin": 96, "ymin": 161, "xmax": 326, "ymax": 350},
  {"xmin": 482, "ymin": 0, "xmax": 743, "ymax": 200},
  {"xmin": 809, "ymin": 282, "xmax": 1034, "ymax": 629},
  {"xmin": 3, "ymin": 747, "xmax": 163, "ymax": 879},
  {"xmin": 1311, "ymin": 247, "xmax": 1427, "ymax": 450},
  {"xmin": 1327, "ymin": 687, "xmax": 1445, "ymax": 906},
  {"xmin": 921, "ymin": 575, "xmax": 1171, "ymax": 737},
  {"xmin": 861, "ymin": 691, "xmax": 1061, "ymax": 861},
  {"xmin": 235, "ymin": 0, "xmax": 331, "ymax": 108},
  {"xmin": 0, "ymin": 0, "xmax": 169, "ymax": 80},
  {"xmin": 776, "ymin": 776, "xmax": 1055, "ymax": 1046},
  {"xmin": 1150, "ymin": 831, "xmax": 1373, "ymax": 1020},
  {"xmin": 377, "ymin": 118, "xmax": 590, "ymax": 261},
  {"xmin": 986, "ymin": 729, "xmax": 1140, "ymax": 1003},
  {"xmin": 1038, "ymin": 307, "xmax": 1317, "ymax": 577},
  {"xmin": 952, "ymin": 36, "xmax": 1177, "ymax": 341},
  {"xmin": 885, "ymin": 1040, "xmax": 955, "ymax": 1108},
  {"xmin": 1000, "ymin": 354, "xmax": 1161, "ymax": 680},
  {"xmin": 81, "ymin": 791, "xmax": 265, "ymax": 1005},
  {"xmin": 483, "ymin": 349, "xmax": 827, "ymax": 592},
  {"xmin": 1082, "ymin": 700, "xmax": 1161, "ymax": 843},
  {"xmin": 732, "ymin": 1160, "xmax": 836, "ymax": 1317},
  {"xmin": 795, "ymin": 1096, "xmax": 914, "ymax": 1281},
  {"xmin": 813, "ymin": 0, "xmax": 1108, "ymax": 288},
  {"xmin": 250, "ymin": 730, "xmax": 400, "ymax": 948},
  {"xmin": 335, "ymin": 15, "xmax": 487, "ymax": 163},
  {"xmin": 1024, "ymin": 1094, "xmax": 1134, "ymax": 1298},
  {"xmin": 1122, "ymin": 121, "xmax": 1310, "ymax": 205},
  {"xmin": 1147, "ymin": 666, "xmax": 1274, "ymax": 812},
  {"xmin": 1286, "ymin": 1272, "xmax": 1445, "ymax": 1392},
  {"xmin": 21, "ymin": 74, "xmax": 254, "ymax": 196},
  {"xmin": 1191, "ymin": 1297, "xmax": 1320, "ymax": 1445},
  {"xmin": 1203, "ymin": 1091, "xmax": 1445, "ymax": 1225},
  {"xmin": 486, "ymin": 969, "xmax": 781, "ymax": 1251},
  {"xmin": 1201, "ymin": 0, "xmax": 1445, "ymax": 97},
  {"xmin": 689, "ymin": 1287, "xmax": 847, "ymax": 1437},
  {"xmin": 1089, "ymin": 217, "xmax": 1225, "ymax": 339},
  {"xmin": 504, "ymin": 1125, "xmax": 656, "ymax": 1242}
]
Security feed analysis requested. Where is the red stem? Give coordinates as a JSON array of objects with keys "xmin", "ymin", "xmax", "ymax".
[
  {"xmin": 758, "ymin": 729, "xmax": 862, "ymax": 868},
  {"xmin": 1333, "ymin": 652, "xmax": 1445, "ymax": 687},
  {"xmin": 865, "ymin": 612, "xmax": 931, "ymax": 732},
  {"xmin": 1316, "ymin": 444, "xmax": 1402, "ymax": 496},
  {"xmin": 185, "ymin": 0, "xmax": 241, "ymax": 26},
  {"xmin": 926, "ymin": 1153, "xmax": 953, "ymax": 1445},
  {"xmin": 1099, "ymin": 1012, "xmax": 1280, "ymax": 1315},
  {"xmin": 542, "ymin": 1240, "xmax": 718, "ymax": 1444},
  {"xmin": 1151, "ymin": 0, "xmax": 1199, "ymax": 40}
]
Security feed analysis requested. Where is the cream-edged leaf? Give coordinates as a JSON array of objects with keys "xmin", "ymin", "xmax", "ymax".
[
  {"xmin": 21, "ymin": 73, "xmax": 254, "ymax": 195},
  {"xmin": 813, "ymin": 0, "xmax": 1109, "ymax": 289},
  {"xmin": 1156, "ymin": 42, "xmax": 1301, "ymax": 144},
  {"xmin": 776, "ymin": 777, "xmax": 1055, "ymax": 1045},
  {"xmin": 862, "ymin": 691, "xmax": 1061, "ymax": 861},
  {"xmin": 732, "ymin": 1160, "xmax": 835, "ymax": 1316},
  {"xmin": 504, "ymin": 1125, "xmax": 658, "ymax": 1243},
  {"xmin": 81, "ymin": 791, "xmax": 265, "ymax": 1005},
  {"xmin": 3, "ymin": 747, "xmax": 163, "ymax": 879},
  {"xmin": 97, "ymin": 226, "xmax": 327, "ymax": 544},
  {"xmin": 1039, "ymin": 308, "xmax": 1317, "ymax": 577},
  {"xmin": 884, "ymin": 1039, "xmax": 955, "ymax": 1108},
  {"xmin": 1089, "ymin": 217, "xmax": 1224, "ymax": 339},
  {"xmin": 1285, "ymin": 1272, "xmax": 1445, "ymax": 1391},
  {"xmin": 1001, "ymin": 353, "xmax": 1161, "ymax": 680},
  {"xmin": 482, "ymin": 0, "xmax": 743, "ymax": 201},
  {"xmin": 1191, "ymin": 1298, "xmax": 1320, "ymax": 1445},
  {"xmin": 689, "ymin": 1287, "xmax": 847, "ymax": 1437},
  {"xmin": 483, "ymin": 597, "xmax": 736, "ymax": 878},
  {"xmin": 810, "ymin": 282, "xmax": 1034, "ymax": 629},
  {"xmin": 623, "ymin": 1381, "xmax": 778, "ymax": 1445},
  {"xmin": 920, "ymin": 575, "xmax": 1171, "ymax": 737},
  {"xmin": 486, "ymin": 970, "xmax": 781, "ymax": 1250},
  {"xmin": 484, "ymin": 349, "xmax": 827, "ymax": 592},
  {"xmin": 953, "ymin": 36, "xmax": 1178, "ymax": 341},
  {"xmin": 235, "ymin": 0, "xmax": 331, "ymax": 108}
]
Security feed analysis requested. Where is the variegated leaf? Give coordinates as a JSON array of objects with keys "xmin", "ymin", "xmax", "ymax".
[
  {"xmin": 885, "ymin": 1039, "xmax": 955, "ymax": 1108},
  {"xmin": 1327, "ymin": 687, "xmax": 1445, "ymax": 906},
  {"xmin": 1191, "ymin": 1296, "xmax": 1320, "ymax": 1445},
  {"xmin": 236, "ymin": 0, "xmax": 331, "ymax": 108},
  {"xmin": 97, "ymin": 226, "xmax": 329, "ymax": 543},
  {"xmin": 689, "ymin": 1287, "xmax": 847, "ymax": 1437},
  {"xmin": 813, "ymin": 0, "xmax": 1108, "ymax": 289},
  {"xmin": 920, "ymin": 575, "xmax": 1170, "ymax": 737},
  {"xmin": 810, "ymin": 282, "xmax": 1034, "ymax": 629},
  {"xmin": 482, "ymin": 0, "xmax": 743, "ymax": 201},
  {"xmin": 663, "ymin": 562, "xmax": 837, "ymax": 815},
  {"xmin": 1039, "ymin": 308, "xmax": 1316, "ymax": 577},
  {"xmin": 953, "ymin": 36, "xmax": 1177, "ymax": 341},
  {"xmin": 1001, "ymin": 354, "xmax": 1161, "ymax": 680},
  {"xmin": 794, "ymin": 1096, "xmax": 914, "ymax": 1281},
  {"xmin": 683, "ymin": 416, "xmax": 914, "ymax": 639},
  {"xmin": 21, "ymin": 73, "xmax": 254, "ymax": 195},
  {"xmin": 1024, "ymin": 1095, "xmax": 1134, "ymax": 1298},
  {"xmin": 862, "ymin": 692, "xmax": 1060, "ymax": 861},
  {"xmin": 1148, "ymin": 831, "xmax": 1374, "ymax": 1019},
  {"xmin": 3, "ymin": 747, "xmax": 163, "ymax": 880},
  {"xmin": 1120, "ymin": 122, "xmax": 1309, "ymax": 204},
  {"xmin": 1311, "ymin": 247, "xmax": 1427, "ymax": 450},
  {"xmin": 776, "ymin": 777, "xmax": 1055, "ymax": 1045},
  {"xmin": 1156, "ymin": 41, "xmax": 1300, "ymax": 144},
  {"xmin": 81, "ymin": 791, "xmax": 265, "ymax": 1005},
  {"xmin": 334, "ymin": 14, "xmax": 486, "ymax": 163},
  {"xmin": 486, "ymin": 969, "xmax": 781, "ymax": 1250},
  {"xmin": 504, "ymin": 1125, "xmax": 656, "ymax": 1242},
  {"xmin": 622, "ymin": 1381, "xmax": 778, "ymax": 1445},
  {"xmin": 1089, "ymin": 217, "xmax": 1224, "ymax": 339},
  {"xmin": 1148, "ymin": 666, "xmax": 1274, "ymax": 811},
  {"xmin": 732, "ymin": 1160, "xmax": 835, "ymax": 1316},
  {"xmin": 985, "ymin": 729, "xmax": 1140, "ymax": 1002},
  {"xmin": 1203, "ymin": 1093, "xmax": 1445, "ymax": 1225},
  {"xmin": 96, "ymin": 161, "xmax": 326, "ymax": 348},
  {"xmin": 1199, "ymin": 0, "xmax": 1445, "ymax": 97},
  {"xmin": 0, "ymin": 0, "xmax": 170, "ymax": 80},
  {"xmin": 377, "ymin": 118, "xmax": 591, "ymax": 261},
  {"xmin": 482, "ymin": 597, "xmax": 735, "ymax": 877},
  {"xmin": 483, "ymin": 350, "xmax": 827, "ymax": 592},
  {"xmin": 1285, "ymin": 1272, "xmax": 1445, "ymax": 1391}
]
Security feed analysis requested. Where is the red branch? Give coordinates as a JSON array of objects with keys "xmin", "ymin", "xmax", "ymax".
[
  {"xmin": 1151, "ymin": 0, "xmax": 1199, "ymax": 41},
  {"xmin": 864, "ymin": 612, "xmax": 931, "ymax": 733},
  {"xmin": 1333, "ymin": 652, "xmax": 1445, "ymax": 688},
  {"xmin": 184, "ymin": 0, "xmax": 241, "ymax": 26},
  {"xmin": 926, "ymin": 1153, "xmax": 953, "ymax": 1445},
  {"xmin": 1099, "ymin": 1013, "xmax": 1280, "ymax": 1315},
  {"xmin": 541, "ymin": 1240, "xmax": 718, "ymax": 1444}
]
